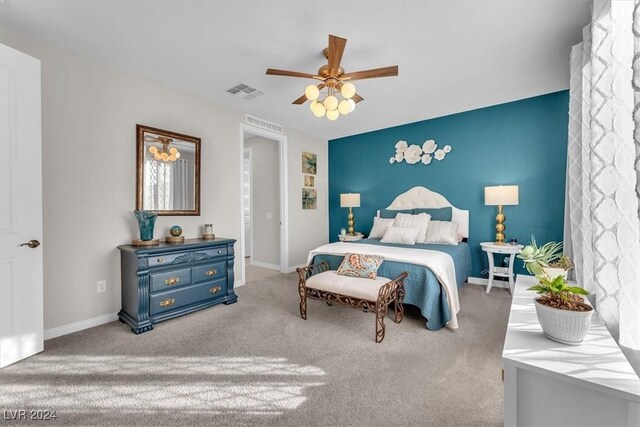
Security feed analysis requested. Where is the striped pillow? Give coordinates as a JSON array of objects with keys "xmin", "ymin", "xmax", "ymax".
[{"xmin": 336, "ymin": 253, "xmax": 385, "ymax": 279}]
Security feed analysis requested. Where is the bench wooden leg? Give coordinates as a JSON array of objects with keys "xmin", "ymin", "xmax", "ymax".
[
  {"xmin": 298, "ymin": 278, "xmax": 307, "ymax": 320},
  {"xmin": 375, "ymin": 301, "xmax": 387, "ymax": 343},
  {"xmin": 394, "ymin": 284, "xmax": 405, "ymax": 324}
]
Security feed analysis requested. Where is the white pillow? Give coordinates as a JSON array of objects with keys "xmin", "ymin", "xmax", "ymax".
[
  {"xmin": 425, "ymin": 221, "xmax": 459, "ymax": 245},
  {"xmin": 381, "ymin": 226, "xmax": 422, "ymax": 245},
  {"xmin": 393, "ymin": 212, "xmax": 431, "ymax": 243},
  {"xmin": 369, "ymin": 217, "xmax": 394, "ymax": 239}
]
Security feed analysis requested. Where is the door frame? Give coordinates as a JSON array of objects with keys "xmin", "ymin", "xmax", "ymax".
[
  {"xmin": 238, "ymin": 124, "xmax": 288, "ymax": 285},
  {"xmin": 242, "ymin": 146, "xmax": 253, "ymax": 259}
]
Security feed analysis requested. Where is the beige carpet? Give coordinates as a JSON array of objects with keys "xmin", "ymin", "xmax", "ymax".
[
  {"xmin": 245, "ymin": 257, "xmax": 281, "ymax": 283},
  {"xmin": 0, "ymin": 273, "xmax": 511, "ymax": 426}
]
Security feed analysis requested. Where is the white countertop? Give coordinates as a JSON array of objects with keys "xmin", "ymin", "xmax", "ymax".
[{"xmin": 503, "ymin": 275, "xmax": 640, "ymax": 403}]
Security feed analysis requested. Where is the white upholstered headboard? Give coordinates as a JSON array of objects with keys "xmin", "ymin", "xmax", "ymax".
[{"xmin": 376, "ymin": 186, "xmax": 470, "ymax": 238}]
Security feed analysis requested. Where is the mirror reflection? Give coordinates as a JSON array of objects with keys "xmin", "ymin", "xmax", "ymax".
[{"xmin": 136, "ymin": 125, "xmax": 200, "ymax": 215}]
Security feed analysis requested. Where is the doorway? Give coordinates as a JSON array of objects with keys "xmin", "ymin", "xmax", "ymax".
[{"xmin": 239, "ymin": 124, "xmax": 288, "ymax": 285}]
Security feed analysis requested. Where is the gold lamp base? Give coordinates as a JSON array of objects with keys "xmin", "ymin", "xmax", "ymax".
[
  {"xmin": 347, "ymin": 207, "xmax": 356, "ymax": 235},
  {"xmin": 494, "ymin": 205, "xmax": 506, "ymax": 245}
]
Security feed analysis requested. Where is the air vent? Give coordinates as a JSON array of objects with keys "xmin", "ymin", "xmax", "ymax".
[
  {"xmin": 246, "ymin": 115, "xmax": 284, "ymax": 134},
  {"xmin": 226, "ymin": 82, "xmax": 264, "ymax": 99}
]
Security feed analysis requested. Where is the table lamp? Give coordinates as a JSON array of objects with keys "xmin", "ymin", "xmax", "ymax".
[
  {"xmin": 484, "ymin": 185, "xmax": 518, "ymax": 245},
  {"xmin": 340, "ymin": 193, "xmax": 360, "ymax": 235}
]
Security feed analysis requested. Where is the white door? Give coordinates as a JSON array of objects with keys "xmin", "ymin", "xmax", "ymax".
[{"xmin": 0, "ymin": 44, "xmax": 43, "ymax": 368}]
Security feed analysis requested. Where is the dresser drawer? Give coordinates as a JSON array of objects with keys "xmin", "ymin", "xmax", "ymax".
[
  {"xmin": 193, "ymin": 261, "xmax": 226, "ymax": 284},
  {"xmin": 150, "ymin": 268, "xmax": 192, "ymax": 293},
  {"xmin": 149, "ymin": 278, "xmax": 228, "ymax": 316},
  {"xmin": 147, "ymin": 246, "xmax": 228, "ymax": 267}
]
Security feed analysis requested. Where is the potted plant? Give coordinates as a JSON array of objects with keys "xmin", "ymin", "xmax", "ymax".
[
  {"xmin": 517, "ymin": 236, "xmax": 572, "ymax": 279},
  {"xmin": 528, "ymin": 275, "xmax": 593, "ymax": 345}
]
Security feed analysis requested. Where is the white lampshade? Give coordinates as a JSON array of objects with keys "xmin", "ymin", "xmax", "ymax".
[
  {"xmin": 485, "ymin": 185, "xmax": 519, "ymax": 206},
  {"xmin": 340, "ymin": 82, "xmax": 356, "ymax": 99},
  {"xmin": 340, "ymin": 193, "xmax": 361, "ymax": 208},
  {"xmin": 305, "ymin": 84, "xmax": 320, "ymax": 101}
]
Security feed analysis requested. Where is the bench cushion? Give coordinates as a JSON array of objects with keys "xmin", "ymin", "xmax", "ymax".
[{"xmin": 306, "ymin": 271, "xmax": 391, "ymax": 301}]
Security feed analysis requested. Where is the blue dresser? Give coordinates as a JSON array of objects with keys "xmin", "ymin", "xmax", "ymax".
[{"xmin": 118, "ymin": 238, "xmax": 236, "ymax": 333}]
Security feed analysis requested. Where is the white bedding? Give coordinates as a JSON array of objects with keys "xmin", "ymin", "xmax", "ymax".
[{"xmin": 307, "ymin": 242, "xmax": 461, "ymax": 330}]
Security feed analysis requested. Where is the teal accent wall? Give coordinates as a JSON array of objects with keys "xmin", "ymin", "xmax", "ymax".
[{"xmin": 329, "ymin": 91, "xmax": 569, "ymax": 277}]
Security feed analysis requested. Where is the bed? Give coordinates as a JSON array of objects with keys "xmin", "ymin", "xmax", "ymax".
[{"xmin": 308, "ymin": 186, "xmax": 472, "ymax": 331}]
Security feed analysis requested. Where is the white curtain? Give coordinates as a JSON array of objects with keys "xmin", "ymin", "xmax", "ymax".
[
  {"xmin": 172, "ymin": 159, "xmax": 188, "ymax": 210},
  {"xmin": 144, "ymin": 159, "xmax": 173, "ymax": 210},
  {"xmin": 566, "ymin": 0, "xmax": 640, "ymax": 351}
]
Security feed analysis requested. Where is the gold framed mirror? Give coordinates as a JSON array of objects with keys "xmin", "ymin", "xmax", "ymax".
[{"xmin": 136, "ymin": 124, "xmax": 201, "ymax": 215}]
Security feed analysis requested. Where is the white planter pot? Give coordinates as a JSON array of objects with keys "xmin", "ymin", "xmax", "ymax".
[
  {"xmin": 542, "ymin": 267, "xmax": 568, "ymax": 280},
  {"xmin": 534, "ymin": 299, "xmax": 593, "ymax": 345}
]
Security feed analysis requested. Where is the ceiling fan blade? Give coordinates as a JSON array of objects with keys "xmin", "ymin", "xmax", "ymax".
[
  {"xmin": 291, "ymin": 83, "xmax": 326, "ymax": 105},
  {"xmin": 342, "ymin": 65, "xmax": 398, "ymax": 81},
  {"xmin": 266, "ymin": 68, "xmax": 322, "ymax": 80},
  {"xmin": 292, "ymin": 94, "xmax": 307, "ymax": 105},
  {"xmin": 352, "ymin": 93, "xmax": 364, "ymax": 103},
  {"xmin": 327, "ymin": 35, "xmax": 347, "ymax": 77}
]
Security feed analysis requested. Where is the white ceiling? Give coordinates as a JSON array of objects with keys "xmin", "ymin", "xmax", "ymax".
[{"xmin": 0, "ymin": 1, "xmax": 590, "ymax": 140}]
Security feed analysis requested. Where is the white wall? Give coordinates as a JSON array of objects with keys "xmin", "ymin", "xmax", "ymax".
[
  {"xmin": 0, "ymin": 28, "xmax": 328, "ymax": 330},
  {"xmin": 244, "ymin": 136, "xmax": 280, "ymax": 267}
]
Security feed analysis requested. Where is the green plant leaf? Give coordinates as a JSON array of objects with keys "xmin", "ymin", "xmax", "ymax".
[{"xmin": 568, "ymin": 286, "xmax": 589, "ymax": 295}]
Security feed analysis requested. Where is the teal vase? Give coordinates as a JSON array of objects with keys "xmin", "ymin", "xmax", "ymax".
[{"xmin": 134, "ymin": 210, "xmax": 158, "ymax": 241}]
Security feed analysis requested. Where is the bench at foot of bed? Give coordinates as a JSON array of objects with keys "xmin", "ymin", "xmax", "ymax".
[{"xmin": 296, "ymin": 261, "xmax": 408, "ymax": 343}]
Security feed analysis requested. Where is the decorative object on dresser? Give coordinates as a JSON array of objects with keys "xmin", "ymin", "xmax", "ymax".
[
  {"xmin": 484, "ymin": 185, "xmax": 518, "ymax": 244},
  {"xmin": 517, "ymin": 236, "xmax": 573, "ymax": 279},
  {"xmin": 166, "ymin": 225, "xmax": 184, "ymax": 244},
  {"xmin": 389, "ymin": 139, "xmax": 452, "ymax": 165},
  {"xmin": 118, "ymin": 238, "xmax": 236, "ymax": 334},
  {"xmin": 296, "ymin": 261, "xmax": 407, "ymax": 343},
  {"xmin": 340, "ymin": 193, "xmax": 360, "ymax": 235},
  {"xmin": 132, "ymin": 210, "xmax": 159, "ymax": 246},
  {"xmin": 202, "ymin": 223, "xmax": 215, "ymax": 240},
  {"xmin": 338, "ymin": 232, "xmax": 363, "ymax": 242},
  {"xmin": 480, "ymin": 241, "xmax": 523, "ymax": 294},
  {"xmin": 136, "ymin": 124, "xmax": 201, "ymax": 216}
]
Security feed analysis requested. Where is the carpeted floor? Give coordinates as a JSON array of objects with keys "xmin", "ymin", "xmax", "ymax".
[{"xmin": 0, "ymin": 273, "xmax": 512, "ymax": 426}]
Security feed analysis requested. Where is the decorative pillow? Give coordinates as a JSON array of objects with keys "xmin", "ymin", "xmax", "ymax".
[
  {"xmin": 336, "ymin": 253, "xmax": 385, "ymax": 279},
  {"xmin": 412, "ymin": 207, "xmax": 453, "ymax": 221},
  {"xmin": 380, "ymin": 226, "xmax": 422, "ymax": 245},
  {"xmin": 379, "ymin": 209, "xmax": 413, "ymax": 219},
  {"xmin": 369, "ymin": 217, "xmax": 394, "ymax": 239},
  {"xmin": 425, "ymin": 220, "xmax": 460, "ymax": 245},
  {"xmin": 393, "ymin": 212, "xmax": 431, "ymax": 243}
]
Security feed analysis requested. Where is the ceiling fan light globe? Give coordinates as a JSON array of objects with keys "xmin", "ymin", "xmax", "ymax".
[
  {"xmin": 154, "ymin": 153, "xmax": 162, "ymax": 161},
  {"xmin": 338, "ymin": 99, "xmax": 352, "ymax": 115},
  {"xmin": 175, "ymin": 152, "xmax": 181, "ymax": 159},
  {"xmin": 305, "ymin": 85, "xmax": 320, "ymax": 101},
  {"xmin": 341, "ymin": 82, "xmax": 356, "ymax": 99},
  {"xmin": 149, "ymin": 146, "xmax": 158, "ymax": 154},
  {"xmin": 323, "ymin": 95, "xmax": 338, "ymax": 111},
  {"xmin": 326, "ymin": 109, "xmax": 339, "ymax": 121},
  {"xmin": 348, "ymin": 99, "xmax": 356, "ymax": 112},
  {"xmin": 169, "ymin": 147, "xmax": 178, "ymax": 155},
  {"xmin": 161, "ymin": 152, "xmax": 169, "ymax": 161},
  {"xmin": 311, "ymin": 101, "xmax": 326, "ymax": 117}
]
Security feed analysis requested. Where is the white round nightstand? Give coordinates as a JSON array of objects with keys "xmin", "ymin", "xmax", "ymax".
[
  {"xmin": 480, "ymin": 242, "xmax": 524, "ymax": 295},
  {"xmin": 338, "ymin": 233, "xmax": 364, "ymax": 242}
]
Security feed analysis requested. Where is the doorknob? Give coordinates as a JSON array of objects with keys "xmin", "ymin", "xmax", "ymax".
[{"xmin": 20, "ymin": 240, "xmax": 40, "ymax": 249}]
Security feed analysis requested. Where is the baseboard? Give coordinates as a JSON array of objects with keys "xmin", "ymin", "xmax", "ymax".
[
  {"xmin": 286, "ymin": 264, "xmax": 306, "ymax": 273},
  {"xmin": 249, "ymin": 260, "xmax": 281, "ymax": 271},
  {"xmin": 467, "ymin": 276, "xmax": 509, "ymax": 289},
  {"xmin": 44, "ymin": 312, "xmax": 119, "ymax": 340},
  {"xmin": 235, "ymin": 279, "xmax": 245, "ymax": 288}
]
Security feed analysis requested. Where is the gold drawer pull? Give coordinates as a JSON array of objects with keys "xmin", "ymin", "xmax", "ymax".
[
  {"xmin": 206, "ymin": 269, "xmax": 217, "ymax": 276},
  {"xmin": 157, "ymin": 258, "xmax": 163, "ymax": 263},
  {"xmin": 165, "ymin": 277, "xmax": 180, "ymax": 286},
  {"xmin": 209, "ymin": 286, "xmax": 221, "ymax": 294},
  {"xmin": 160, "ymin": 298, "xmax": 175, "ymax": 308}
]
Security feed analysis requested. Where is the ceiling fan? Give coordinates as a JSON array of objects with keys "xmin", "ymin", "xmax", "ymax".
[{"xmin": 265, "ymin": 34, "xmax": 398, "ymax": 120}]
